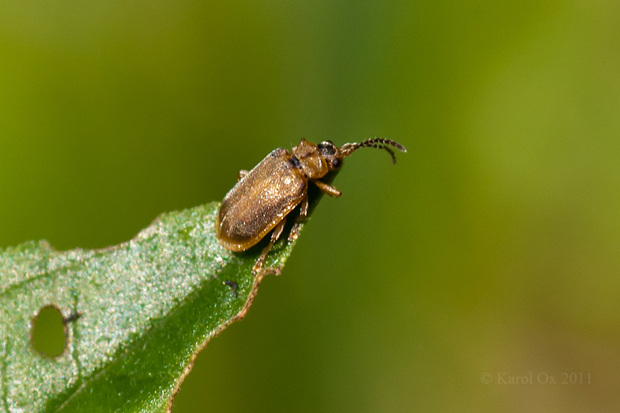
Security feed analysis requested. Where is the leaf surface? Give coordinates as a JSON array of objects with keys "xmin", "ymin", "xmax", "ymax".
[{"xmin": 0, "ymin": 202, "xmax": 297, "ymax": 412}]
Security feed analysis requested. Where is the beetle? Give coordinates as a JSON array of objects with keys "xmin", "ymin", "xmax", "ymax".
[{"xmin": 216, "ymin": 138, "xmax": 407, "ymax": 275}]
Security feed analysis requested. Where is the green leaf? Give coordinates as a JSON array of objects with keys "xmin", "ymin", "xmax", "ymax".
[{"xmin": 0, "ymin": 202, "xmax": 299, "ymax": 413}]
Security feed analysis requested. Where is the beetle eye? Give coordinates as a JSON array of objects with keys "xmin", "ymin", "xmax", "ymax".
[
  {"xmin": 318, "ymin": 141, "xmax": 336, "ymax": 154},
  {"xmin": 331, "ymin": 158, "xmax": 342, "ymax": 169}
]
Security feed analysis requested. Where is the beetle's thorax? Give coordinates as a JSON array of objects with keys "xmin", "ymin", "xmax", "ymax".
[{"xmin": 291, "ymin": 138, "xmax": 329, "ymax": 179}]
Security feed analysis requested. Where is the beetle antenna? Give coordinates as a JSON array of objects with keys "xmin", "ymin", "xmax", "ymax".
[{"xmin": 340, "ymin": 138, "xmax": 407, "ymax": 164}]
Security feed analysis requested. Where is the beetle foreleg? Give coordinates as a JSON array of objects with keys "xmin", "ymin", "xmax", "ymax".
[
  {"xmin": 313, "ymin": 180, "xmax": 342, "ymax": 197},
  {"xmin": 252, "ymin": 217, "xmax": 287, "ymax": 276},
  {"xmin": 288, "ymin": 192, "xmax": 309, "ymax": 242}
]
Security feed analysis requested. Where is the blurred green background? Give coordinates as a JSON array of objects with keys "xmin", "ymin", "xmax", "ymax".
[{"xmin": 2, "ymin": 0, "xmax": 619, "ymax": 412}]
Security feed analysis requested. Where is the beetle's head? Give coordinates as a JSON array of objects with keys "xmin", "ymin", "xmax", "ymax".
[{"xmin": 317, "ymin": 141, "xmax": 344, "ymax": 171}]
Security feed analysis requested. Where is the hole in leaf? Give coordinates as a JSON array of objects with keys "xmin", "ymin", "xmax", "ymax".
[{"xmin": 31, "ymin": 305, "xmax": 67, "ymax": 358}]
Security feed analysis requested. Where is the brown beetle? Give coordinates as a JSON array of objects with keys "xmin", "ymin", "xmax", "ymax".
[{"xmin": 216, "ymin": 138, "xmax": 406, "ymax": 274}]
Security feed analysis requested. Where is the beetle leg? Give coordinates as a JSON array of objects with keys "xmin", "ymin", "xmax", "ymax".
[
  {"xmin": 313, "ymin": 180, "xmax": 342, "ymax": 197},
  {"xmin": 288, "ymin": 192, "xmax": 308, "ymax": 242},
  {"xmin": 237, "ymin": 170, "xmax": 249, "ymax": 181},
  {"xmin": 252, "ymin": 217, "xmax": 287, "ymax": 276}
]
